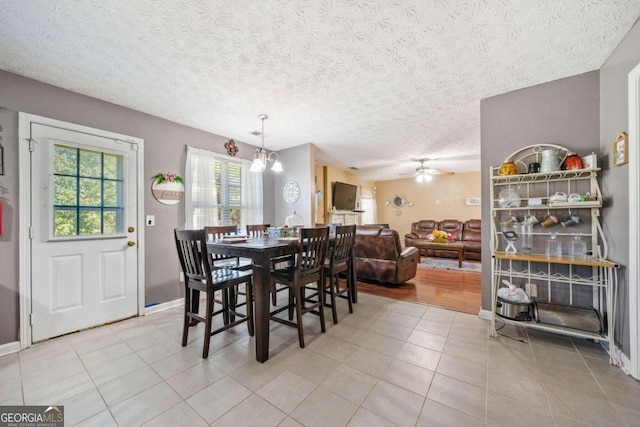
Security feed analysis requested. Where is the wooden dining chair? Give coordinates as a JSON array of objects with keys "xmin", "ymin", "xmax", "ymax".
[
  {"xmin": 247, "ymin": 223, "xmax": 291, "ymax": 306},
  {"xmin": 246, "ymin": 224, "xmax": 270, "ymax": 237},
  {"xmin": 269, "ymin": 227, "xmax": 330, "ymax": 348},
  {"xmin": 323, "ymin": 225, "xmax": 356, "ymax": 324},
  {"xmin": 204, "ymin": 225, "xmax": 252, "ymax": 270},
  {"xmin": 174, "ymin": 229, "xmax": 253, "ymax": 358}
]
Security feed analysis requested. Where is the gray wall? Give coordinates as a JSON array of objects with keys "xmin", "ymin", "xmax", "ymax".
[
  {"xmin": 274, "ymin": 144, "xmax": 315, "ymax": 227},
  {"xmin": 0, "ymin": 110, "xmax": 19, "ymax": 344},
  {"xmin": 0, "ymin": 70, "xmax": 292, "ymax": 345},
  {"xmin": 480, "ymin": 71, "xmax": 600, "ymax": 307},
  {"xmin": 599, "ymin": 18, "xmax": 640, "ymax": 355}
]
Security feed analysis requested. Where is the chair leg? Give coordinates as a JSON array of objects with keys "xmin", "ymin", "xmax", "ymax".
[
  {"xmin": 318, "ymin": 279, "xmax": 326, "ymax": 333},
  {"xmin": 271, "ymin": 283, "xmax": 277, "ymax": 306},
  {"xmin": 221, "ymin": 289, "xmax": 230, "ymax": 325},
  {"xmin": 295, "ymin": 286, "xmax": 306, "ymax": 348},
  {"xmin": 246, "ymin": 279, "xmax": 254, "ymax": 336},
  {"xmin": 328, "ymin": 274, "xmax": 338, "ymax": 324},
  {"xmin": 182, "ymin": 285, "xmax": 191, "ymax": 347},
  {"xmin": 203, "ymin": 288, "xmax": 214, "ymax": 358},
  {"xmin": 346, "ymin": 276, "xmax": 354, "ymax": 314},
  {"xmin": 189, "ymin": 289, "xmax": 200, "ymax": 326},
  {"xmin": 288, "ymin": 286, "xmax": 295, "ymax": 321},
  {"xmin": 228, "ymin": 286, "xmax": 237, "ymax": 323}
]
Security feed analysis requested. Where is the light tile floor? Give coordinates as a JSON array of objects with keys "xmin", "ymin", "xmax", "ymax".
[{"xmin": 1, "ymin": 292, "xmax": 639, "ymax": 426}]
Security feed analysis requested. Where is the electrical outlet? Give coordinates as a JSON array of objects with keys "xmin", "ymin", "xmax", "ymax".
[
  {"xmin": 179, "ymin": 272, "xmax": 184, "ymax": 283},
  {"xmin": 146, "ymin": 215, "xmax": 155, "ymax": 226},
  {"xmin": 527, "ymin": 283, "xmax": 538, "ymax": 298}
]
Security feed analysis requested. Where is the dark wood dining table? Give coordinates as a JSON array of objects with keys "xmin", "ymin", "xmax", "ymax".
[
  {"xmin": 207, "ymin": 236, "xmax": 296, "ymax": 362},
  {"xmin": 206, "ymin": 235, "xmax": 357, "ymax": 363}
]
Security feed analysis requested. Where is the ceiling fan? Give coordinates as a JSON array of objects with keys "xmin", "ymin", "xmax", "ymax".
[{"xmin": 407, "ymin": 158, "xmax": 455, "ymax": 183}]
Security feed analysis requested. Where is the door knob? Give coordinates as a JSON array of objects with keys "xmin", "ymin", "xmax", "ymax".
[
  {"xmin": 128, "ymin": 226, "xmax": 135, "ymax": 233},
  {"xmin": 127, "ymin": 241, "xmax": 136, "ymax": 247}
]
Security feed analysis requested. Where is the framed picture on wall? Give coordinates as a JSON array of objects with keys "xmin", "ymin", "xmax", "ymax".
[
  {"xmin": 613, "ymin": 132, "xmax": 628, "ymax": 166},
  {"xmin": 466, "ymin": 197, "xmax": 481, "ymax": 206}
]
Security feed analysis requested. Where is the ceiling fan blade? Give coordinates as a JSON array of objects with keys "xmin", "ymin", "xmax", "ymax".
[{"xmin": 428, "ymin": 169, "xmax": 455, "ymax": 175}]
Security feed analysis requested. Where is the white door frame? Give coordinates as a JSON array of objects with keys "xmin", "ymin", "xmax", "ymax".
[
  {"xmin": 628, "ymin": 63, "xmax": 640, "ymax": 380},
  {"xmin": 18, "ymin": 113, "xmax": 146, "ymax": 348}
]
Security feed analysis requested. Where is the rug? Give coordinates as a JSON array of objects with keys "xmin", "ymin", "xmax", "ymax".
[{"xmin": 419, "ymin": 257, "xmax": 482, "ymax": 272}]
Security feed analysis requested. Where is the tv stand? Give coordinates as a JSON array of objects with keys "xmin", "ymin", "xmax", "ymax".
[{"xmin": 328, "ymin": 210, "xmax": 361, "ymax": 225}]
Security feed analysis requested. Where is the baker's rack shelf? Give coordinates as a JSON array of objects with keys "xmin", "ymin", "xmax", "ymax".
[{"xmin": 489, "ymin": 146, "xmax": 620, "ymax": 366}]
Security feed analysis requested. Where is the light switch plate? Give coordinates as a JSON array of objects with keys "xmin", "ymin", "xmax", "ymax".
[{"xmin": 146, "ymin": 215, "xmax": 155, "ymax": 226}]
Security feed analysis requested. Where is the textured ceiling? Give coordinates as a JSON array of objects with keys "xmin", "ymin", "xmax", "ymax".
[{"xmin": 1, "ymin": 1, "xmax": 639, "ymax": 181}]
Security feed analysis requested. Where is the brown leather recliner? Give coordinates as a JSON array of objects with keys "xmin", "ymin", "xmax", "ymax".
[
  {"xmin": 462, "ymin": 219, "xmax": 481, "ymax": 261},
  {"xmin": 354, "ymin": 226, "xmax": 419, "ymax": 285},
  {"xmin": 405, "ymin": 220, "xmax": 438, "ymax": 256}
]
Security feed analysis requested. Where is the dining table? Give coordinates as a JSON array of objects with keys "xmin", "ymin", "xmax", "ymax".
[{"xmin": 206, "ymin": 234, "xmax": 357, "ymax": 363}]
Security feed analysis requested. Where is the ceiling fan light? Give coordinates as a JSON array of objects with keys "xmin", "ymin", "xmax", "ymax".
[
  {"xmin": 424, "ymin": 173, "xmax": 433, "ymax": 182},
  {"xmin": 415, "ymin": 174, "xmax": 424, "ymax": 183}
]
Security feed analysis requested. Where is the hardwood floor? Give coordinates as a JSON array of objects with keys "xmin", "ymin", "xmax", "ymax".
[{"xmin": 356, "ymin": 264, "xmax": 482, "ymax": 315}]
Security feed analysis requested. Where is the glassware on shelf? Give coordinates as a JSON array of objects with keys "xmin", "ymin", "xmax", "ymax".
[
  {"xmin": 518, "ymin": 224, "xmax": 533, "ymax": 254},
  {"xmin": 569, "ymin": 234, "xmax": 587, "ymax": 259},
  {"xmin": 501, "ymin": 223, "xmax": 519, "ymax": 255},
  {"xmin": 545, "ymin": 233, "xmax": 562, "ymax": 258}
]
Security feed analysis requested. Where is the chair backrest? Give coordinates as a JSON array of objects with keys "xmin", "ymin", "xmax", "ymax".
[
  {"xmin": 246, "ymin": 224, "xmax": 270, "ymax": 237},
  {"xmin": 204, "ymin": 225, "xmax": 239, "ymax": 263},
  {"xmin": 354, "ymin": 227, "xmax": 401, "ymax": 261},
  {"xmin": 331, "ymin": 225, "xmax": 356, "ymax": 266},
  {"xmin": 174, "ymin": 229, "xmax": 211, "ymax": 283},
  {"xmin": 295, "ymin": 227, "xmax": 330, "ymax": 279}
]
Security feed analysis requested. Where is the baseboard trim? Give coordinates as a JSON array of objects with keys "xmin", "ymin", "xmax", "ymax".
[
  {"xmin": 144, "ymin": 298, "xmax": 184, "ymax": 315},
  {"xmin": 0, "ymin": 341, "xmax": 21, "ymax": 356},
  {"xmin": 614, "ymin": 346, "xmax": 637, "ymax": 379},
  {"xmin": 478, "ymin": 309, "xmax": 493, "ymax": 320}
]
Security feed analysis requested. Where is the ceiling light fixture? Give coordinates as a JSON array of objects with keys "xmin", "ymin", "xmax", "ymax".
[
  {"xmin": 415, "ymin": 168, "xmax": 433, "ymax": 183},
  {"xmin": 250, "ymin": 114, "xmax": 283, "ymax": 173}
]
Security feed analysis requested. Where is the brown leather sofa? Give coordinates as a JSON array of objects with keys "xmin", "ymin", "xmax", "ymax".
[
  {"xmin": 404, "ymin": 219, "xmax": 481, "ymax": 261},
  {"xmin": 354, "ymin": 225, "xmax": 419, "ymax": 285}
]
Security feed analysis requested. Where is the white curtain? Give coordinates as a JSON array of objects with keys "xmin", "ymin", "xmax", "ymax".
[
  {"xmin": 185, "ymin": 146, "xmax": 218, "ymax": 228},
  {"xmin": 241, "ymin": 158, "xmax": 263, "ymax": 230},
  {"xmin": 360, "ymin": 185, "xmax": 377, "ymax": 225},
  {"xmin": 185, "ymin": 146, "xmax": 263, "ymax": 230}
]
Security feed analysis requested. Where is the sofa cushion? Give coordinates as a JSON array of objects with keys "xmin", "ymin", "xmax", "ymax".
[
  {"xmin": 411, "ymin": 220, "xmax": 438, "ymax": 238},
  {"xmin": 439, "ymin": 219, "xmax": 463, "ymax": 241}
]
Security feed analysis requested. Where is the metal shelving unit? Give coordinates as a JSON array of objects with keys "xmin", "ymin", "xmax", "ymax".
[{"xmin": 489, "ymin": 147, "xmax": 620, "ymax": 366}]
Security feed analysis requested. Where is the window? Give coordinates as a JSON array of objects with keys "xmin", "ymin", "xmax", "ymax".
[
  {"xmin": 360, "ymin": 185, "xmax": 377, "ymax": 225},
  {"xmin": 52, "ymin": 144, "xmax": 124, "ymax": 237},
  {"xmin": 185, "ymin": 146, "xmax": 263, "ymax": 229}
]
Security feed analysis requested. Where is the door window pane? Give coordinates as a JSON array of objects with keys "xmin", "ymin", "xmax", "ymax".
[
  {"xmin": 53, "ymin": 146, "xmax": 77, "ymax": 175},
  {"xmin": 79, "ymin": 150, "xmax": 102, "ymax": 177},
  {"xmin": 54, "ymin": 209, "xmax": 77, "ymax": 236},
  {"xmin": 54, "ymin": 176, "xmax": 77, "ymax": 205},
  {"xmin": 53, "ymin": 144, "xmax": 125, "ymax": 237},
  {"xmin": 79, "ymin": 178, "xmax": 101, "ymax": 206}
]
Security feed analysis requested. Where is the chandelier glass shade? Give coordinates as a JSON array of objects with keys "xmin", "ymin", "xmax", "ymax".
[{"xmin": 250, "ymin": 114, "xmax": 283, "ymax": 173}]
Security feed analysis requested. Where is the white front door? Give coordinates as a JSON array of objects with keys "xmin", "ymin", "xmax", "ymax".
[{"xmin": 27, "ymin": 120, "xmax": 140, "ymax": 342}]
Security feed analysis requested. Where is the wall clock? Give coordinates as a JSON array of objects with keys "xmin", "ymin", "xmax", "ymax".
[{"xmin": 283, "ymin": 181, "xmax": 300, "ymax": 203}]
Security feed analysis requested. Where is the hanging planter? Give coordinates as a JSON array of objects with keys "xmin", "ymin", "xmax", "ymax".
[{"xmin": 151, "ymin": 173, "xmax": 184, "ymax": 205}]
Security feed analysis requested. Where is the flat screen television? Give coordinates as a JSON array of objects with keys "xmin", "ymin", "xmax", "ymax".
[{"xmin": 332, "ymin": 181, "xmax": 357, "ymax": 211}]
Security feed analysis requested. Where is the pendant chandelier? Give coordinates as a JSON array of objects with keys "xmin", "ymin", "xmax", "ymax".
[{"xmin": 250, "ymin": 114, "xmax": 283, "ymax": 173}]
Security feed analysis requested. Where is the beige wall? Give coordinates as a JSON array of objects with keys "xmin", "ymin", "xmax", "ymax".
[
  {"xmin": 375, "ymin": 171, "xmax": 482, "ymax": 237},
  {"xmin": 314, "ymin": 165, "xmax": 375, "ymax": 224}
]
